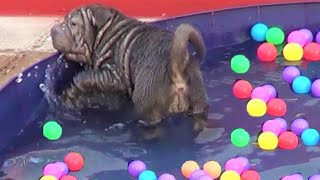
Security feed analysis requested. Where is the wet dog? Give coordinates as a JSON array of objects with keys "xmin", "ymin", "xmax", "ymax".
[{"xmin": 50, "ymin": 4, "xmax": 209, "ymax": 139}]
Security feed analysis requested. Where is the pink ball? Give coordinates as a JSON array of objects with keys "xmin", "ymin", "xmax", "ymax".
[
  {"xmin": 251, "ymin": 86, "xmax": 271, "ymax": 103},
  {"xmin": 43, "ymin": 163, "xmax": 63, "ymax": 179},
  {"xmin": 287, "ymin": 31, "xmax": 307, "ymax": 47},
  {"xmin": 224, "ymin": 158, "xmax": 246, "ymax": 174},
  {"xmin": 273, "ymin": 117, "xmax": 288, "ymax": 133},
  {"xmin": 54, "ymin": 161, "xmax": 69, "ymax": 176},
  {"xmin": 262, "ymin": 119, "xmax": 282, "ymax": 136},
  {"xmin": 235, "ymin": 156, "xmax": 250, "ymax": 172},
  {"xmin": 262, "ymin": 84, "xmax": 277, "ymax": 100}
]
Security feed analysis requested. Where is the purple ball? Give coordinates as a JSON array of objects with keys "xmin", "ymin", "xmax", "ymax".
[
  {"xmin": 190, "ymin": 170, "xmax": 207, "ymax": 180},
  {"xmin": 262, "ymin": 119, "xmax": 282, "ymax": 136},
  {"xmin": 262, "ymin": 84, "xmax": 277, "ymax": 100},
  {"xmin": 287, "ymin": 30, "xmax": 307, "ymax": 47},
  {"xmin": 158, "ymin": 173, "xmax": 176, "ymax": 180},
  {"xmin": 311, "ymin": 79, "xmax": 320, "ymax": 97},
  {"xmin": 316, "ymin": 31, "xmax": 320, "ymax": 44},
  {"xmin": 54, "ymin": 161, "xmax": 69, "ymax": 176},
  {"xmin": 251, "ymin": 86, "xmax": 271, "ymax": 103},
  {"xmin": 235, "ymin": 156, "xmax": 250, "ymax": 172},
  {"xmin": 273, "ymin": 117, "xmax": 288, "ymax": 133},
  {"xmin": 309, "ymin": 174, "xmax": 320, "ymax": 180},
  {"xmin": 224, "ymin": 158, "xmax": 245, "ymax": 175},
  {"xmin": 299, "ymin": 29, "xmax": 313, "ymax": 44},
  {"xmin": 282, "ymin": 66, "xmax": 301, "ymax": 84},
  {"xmin": 128, "ymin": 160, "xmax": 147, "ymax": 178},
  {"xmin": 291, "ymin": 118, "xmax": 309, "ymax": 136},
  {"xmin": 291, "ymin": 173, "xmax": 304, "ymax": 180},
  {"xmin": 198, "ymin": 175, "xmax": 214, "ymax": 180},
  {"xmin": 43, "ymin": 163, "xmax": 63, "ymax": 179}
]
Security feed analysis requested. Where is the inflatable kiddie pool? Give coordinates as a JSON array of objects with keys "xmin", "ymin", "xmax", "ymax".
[{"xmin": 1, "ymin": 1, "xmax": 320, "ymax": 179}]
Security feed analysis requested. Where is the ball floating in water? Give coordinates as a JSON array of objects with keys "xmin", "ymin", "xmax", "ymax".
[
  {"xmin": 241, "ymin": 170, "xmax": 261, "ymax": 180},
  {"xmin": 251, "ymin": 23, "xmax": 268, "ymax": 42},
  {"xmin": 316, "ymin": 31, "xmax": 320, "ymax": 44},
  {"xmin": 274, "ymin": 117, "xmax": 288, "ymax": 133},
  {"xmin": 158, "ymin": 173, "xmax": 176, "ymax": 180},
  {"xmin": 233, "ymin": 80, "xmax": 253, "ymax": 99},
  {"xmin": 258, "ymin": 132, "xmax": 278, "ymax": 150},
  {"xmin": 64, "ymin": 152, "xmax": 84, "ymax": 172},
  {"xmin": 138, "ymin": 170, "xmax": 157, "ymax": 180},
  {"xmin": 278, "ymin": 131, "xmax": 299, "ymax": 150},
  {"xmin": 230, "ymin": 55, "xmax": 250, "ymax": 74},
  {"xmin": 43, "ymin": 121, "xmax": 62, "ymax": 141},
  {"xmin": 128, "ymin": 160, "xmax": 147, "ymax": 178},
  {"xmin": 224, "ymin": 158, "xmax": 244, "ymax": 174},
  {"xmin": 292, "ymin": 76, "xmax": 311, "ymax": 94},
  {"xmin": 189, "ymin": 170, "xmax": 207, "ymax": 180},
  {"xmin": 251, "ymin": 86, "xmax": 271, "ymax": 103},
  {"xmin": 287, "ymin": 30, "xmax": 307, "ymax": 47},
  {"xmin": 266, "ymin": 27, "xmax": 285, "ymax": 45},
  {"xmin": 283, "ymin": 43, "xmax": 303, "ymax": 61},
  {"xmin": 290, "ymin": 173, "xmax": 304, "ymax": 180},
  {"xmin": 291, "ymin": 118, "xmax": 309, "ymax": 136},
  {"xmin": 257, "ymin": 43, "xmax": 277, "ymax": 62},
  {"xmin": 43, "ymin": 163, "xmax": 63, "ymax": 179},
  {"xmin": 235, "ymin": 156, "xmax": 250, "ymax": 172},
  {"xmin": 181, "ymin": 160, "xmax": 200, "ymax": 178},
  {"xmin": 309, "ymin": 174, "xmax": 320, "ymax": 180},
  {"xmin": 40, "ymin": 175, "xmax": 58, "ymax": 180},
  {"xmin": 60, "ymin": 175, "xmax": 77, "ymax": 180},
  {"xmin": 267, "ymin": 98, "xmax": 287, "ymax": 117},
  {"xmin": 312, "ymin": 79, "xmax": 320, "ymax": 97},
  {"xmin": 198, "ymin": 175, "xmax": 214, "ymax": 180},
  {"xmin": 301, "ymin": 128, "xmax": 319, "ymax": 146},
  {"xmin": 262, "ymin": 84, "xmax": 277, "ymax": 100},
  {"xmin": 282, "ymin": 66, "xmax": 301, "ymax": 84},
  {"xmin": 203, "ymin": 161, "xmax": 221, "ymax": 178},
  {"xmin": 246, "ymin": 98, "xmax": 267, "ymax": 117},
  {"xmin": 303, "ymin": 42, "xmax": 320, "ymax": 61},
  {"xmin": 220, "ymin": 170, "xmax": 241, "ymax": 180},
  {"xmin": 231, "ymin": 128, "xmax": 250, "ymax": 147},
  {"xmin": 262, "ymin": 119, "xmax": 282, "ymax": 136},
  {"xmin": 299, "ymin": 28, "xmax": 313, "ymax": 44}
]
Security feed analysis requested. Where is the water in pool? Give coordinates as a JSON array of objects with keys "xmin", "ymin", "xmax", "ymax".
[{"xmin": 1, "ymin": 40, "xmax": 320, "ymax": 180}]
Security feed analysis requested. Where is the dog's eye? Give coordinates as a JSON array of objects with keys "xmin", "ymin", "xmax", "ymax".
[{"xmin": 70, "ymin": 22, "xmax": 76, "ymax": 26}]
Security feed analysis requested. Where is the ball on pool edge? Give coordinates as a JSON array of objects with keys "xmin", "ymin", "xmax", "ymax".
[
  {"xmin": 246, "ymin": 98, "xmax": 267, "ymax": 117},
  {"xmin": 251, "ymin": 23, "xmax": 268, "ymax": 42},
  {"xmin": 230, "ymin": 55, "xmax": 250, "ymax": 74},
  {"xmin": 43, "ymin": 121, "xmax": 62, "ymax": 141},
  {"xmin": 301, "ymin": 128, "xmax": 320, "ymax": 146},
  {"xmin": 292, "ymin": 76, "xmax": 311, "ymax": 94}
]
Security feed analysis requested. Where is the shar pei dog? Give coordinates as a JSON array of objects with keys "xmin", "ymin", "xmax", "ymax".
[{"xmin": 50, "ymin": 4, "xmax": 209, "ymax": 137}]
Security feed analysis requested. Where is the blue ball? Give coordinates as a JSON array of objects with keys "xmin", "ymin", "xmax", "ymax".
[
  {"xmin": 138, "ymin": 170, "xmax": 157, "ymax": 180},
  {"xmin": 251, "ymin": 23, "xmax": 268, "ymax": 42},
  {"xmin": 292, "ymin": 76, "xmax": 311, "ymax": 94},
  {"xmin": 301, "ymin": 128, "xmax": 319, "ymax": 146}
]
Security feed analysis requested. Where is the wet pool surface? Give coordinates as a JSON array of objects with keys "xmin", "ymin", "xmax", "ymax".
[{"xmin": 2, "ymin": 40, "xmax": 320, "ymax": 180}]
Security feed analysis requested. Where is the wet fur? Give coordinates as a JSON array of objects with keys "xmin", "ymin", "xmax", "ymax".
[{"xmin": 50, "ymin": 4, "xmax": 209, "ymax": 139}]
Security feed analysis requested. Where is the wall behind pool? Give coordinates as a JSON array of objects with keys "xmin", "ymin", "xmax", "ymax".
[{"xmin": 0, "ymin": 0, "xmax": 317, "ymax": 18}]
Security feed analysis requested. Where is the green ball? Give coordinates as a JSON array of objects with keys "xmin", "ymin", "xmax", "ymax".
[
  {"xmin": 231, "ymin": 128, "xmax": 250, "ymax": 147},
  {"xmin": 43, "ymin": 121, "xmax": 62, "ymax": 140},
  {"xmin": 230, "ymin": 55, "xmax": 250, "ymax": 74},
  {"xmin": 266, "ymin": 27, "xmax": 285, "ymax": 45}
]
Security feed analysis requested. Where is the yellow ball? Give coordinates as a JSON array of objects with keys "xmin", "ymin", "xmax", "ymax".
[
  {"xmin": 283, "ymin": 43, "xmax": 303, "ymax": 61},
  {"xmin": 258, "ymin": 131, "xmax": 278, "ymax": 150},
  {"xmin": 40, "ymin": 175, "xmax": 58, "ymax": 180},
  {"xmin": 220, "ymin": 170, "xmax": 241, "ymax": 180},
  {"xmin": 246, "ymin": 98, "xmax": 267, "ymax": 117},
  {"xmin": 203, "ymin": 161, "xmax": 222, "ymax": 178}
]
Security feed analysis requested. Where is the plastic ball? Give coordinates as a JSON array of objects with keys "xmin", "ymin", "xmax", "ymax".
[
  {"xmin": 266, "ymin": 27, "xmax": 285, "ymax": 45},
  {"xmin": 64, "ymin": 152, "xmax": 84, "ymax": 172},
  {"xmin": 158, "ymin": 173, "xmax": 176, "ymax": 180},
  {"xmin": 303, "ymin": 42, "xmax": 320, "ymax": 61},
  {"xmin": 316, "ymin": 31, "xmax": 320, "ymax": 44},
  {"xmin": 274, "ymin": 117, "xmax": 288, "ymax": 133},
  {"xmin": 291, "ymin": 174, "xmax": 304, "ymax": 180},
  {"xmin": 290, "ymin": 118, "xmax": 309, "ymax": 136},
  {"xmin": 54, "ymin": 162, "xmax": 69, "ymax": 177},
  {"xmin": 43, "ymin": 121, "xmax": 62, "ymax": 141},
  {"xmin": 189, "ymin": 170, "xmax": 207, "ymax": 180},
  {"xmin": 60, "ymin": 175, "xmax": 77, "ymax": 180},
  {"xmin": 262, "ymin": 119, "xmax": 282, "ymax": 136},
  {"xmin": 231, "ymin": 128, "xmax": 250, "ymax": 147},
  {"xmin": 287, "ymin": 30, "xmax": 307, "ymax": 47},
  {"xmin": 301, "ymin": 128, "xmax": 320, "ymax": 146},
  {"xmin": 311, "ymin": 79, "xmax": 320, "ymax": 97},
  {"xmin": 251, "ymin": 86, "xmax": 271, "ymax": 103},
  {"xmin": 278, "ymin": 131, "xmax": 298, "ymax": 150},
  {"xmin": 235, "ymin": 156, "xmax": 250, "ymax": 172},
  {"xmin": 43, "ymin": 163, "xmax": 63, "ymax": 179},
  {"xmin": 246, "ymin": 98, "xmax": 267, "ymax": 117},
  {"xmin": 262, "ymin": 84, "xmax": 277, "ymax": 100},
  {"xmin": 230, "ymin": 55, "xmax": 250, "ymax": 74},
  {"xmin": 138, "ymin": 170, "xmax": 157, "ymax": 180},
  {"xmin": 241, "ymin": 170, "xmax": 261, "ymax": 180},
  {"xmin": 283, "ymin": 43, "xmax": 303, "ymax": 61},
  {"xmin": 203, "ymin": 161, "xmax": 221, "ymax": 178},
  {"xmin": 220, "ymin": 170, "xmax": 241, "ymax": 180},
  {"xmin": 309, "ymin": 174, "xmax": 320, "ymax": 180},
  {"xmin": 257, "ymin": 43, "xmax": 277, "ymax": 62},
  {"xmin": 292, "ymin": 76, "xmax": 311, "ymax": 94},
  {"xmin": 40, "ymin": 175, "xmax": 58, "ymax": 180},
  {"xmin": 198, "ymin": 175, "xmax": 213, "ymax": 180},
  {"xmin": 233, "ymin": 80, "xmax": 253, "ymax": 99},
  {"xmin": 128, "ymin": 160, "xmax": 147, "ymax": 178},
  {"xmin": 258, "ymin": 132, "xmax": 278, "ymax": 150},
  {"xmin": 282, "ymin": 66, "xmax": 301, "ymax": 84},
  {"xmin": 299, "ymin": 29, "xmax": 313, "ymax": 43},
  {"xmin": 181, "ymin": 160, "xmax": 200, "ymax": 178},
  {"xmin": 224, "ymin": 158, "xmax": 245, "ymax": 174},
  {"xmin": 251, "ymin": 23, "xmax": 268, "ymax": 42},
  {"xmin": 266, "ymin": 98, "xmax": 287, "ymax": 116}
]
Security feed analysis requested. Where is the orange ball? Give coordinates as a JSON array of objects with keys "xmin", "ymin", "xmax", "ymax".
[
  {"xmin": 203, "ymin": 161, "xmax": 222, "ymax": 178},
  {"xmin": 181, "ymin": 160, "xmax": 200, "ymax": 178},
  {"xmin": 267, "ymin": 98, "xmax": 287, "ymax": 116}
]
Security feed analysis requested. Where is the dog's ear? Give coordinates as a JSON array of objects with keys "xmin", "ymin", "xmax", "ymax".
[{"xmin": 87, "ymin": 4, "xmax": 118, "ymax": 29}]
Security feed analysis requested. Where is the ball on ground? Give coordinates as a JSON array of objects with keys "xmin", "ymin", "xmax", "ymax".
[{"xmin": 292, "ymin": 76, "xmax": 311, "ymax": 94}]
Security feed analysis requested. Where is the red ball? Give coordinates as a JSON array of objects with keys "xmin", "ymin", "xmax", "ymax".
[
  {"xmin": 267, "ymin": 98, "xmax": 287, "ymax": 116},
  {"xmin": 233, "ymin": 80, "xmax": 253, "ymax": 99},
  {"xmin": 303, "ymin": 42, "xmax": 320, "ymax": 61},
  {"xmin": 241, "ymin": 170, "xmax": 260, "ymax": 180},
  {"xmin": 278, "ymin": 131, "xmax": 298, "ymax": 150},
  {"xmin": 257, "ymin": 42, "xmax": 277, "ymax": 62},
  {"xmin": 64, "ymin": 152, "xmax": 84, "ymax": 172},
  {"xmin": 60, "ymin": 175, "xmax": 78, "ymax": 180}
]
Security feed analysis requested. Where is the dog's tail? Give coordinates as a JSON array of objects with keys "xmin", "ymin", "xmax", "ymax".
[{"xmin": 169, "ymin": 24, "xmax": 206, "ymax": 87}]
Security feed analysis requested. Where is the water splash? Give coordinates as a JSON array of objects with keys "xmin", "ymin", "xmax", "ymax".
[
  {"xmin": 39, "ymin": 83, "xmax": 46, "ymax": 92},
  {"xmin": 15, "ymin": 73, "xmax": 23, "ymax": 83}
]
